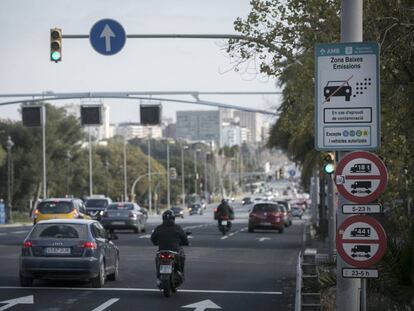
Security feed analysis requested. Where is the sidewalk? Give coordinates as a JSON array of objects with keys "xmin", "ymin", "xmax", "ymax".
[{"xmin": 0, "ymin": 222, "xmax": 32, "ymax": 228}]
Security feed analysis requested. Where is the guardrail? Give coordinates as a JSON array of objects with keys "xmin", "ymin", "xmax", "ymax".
[{"xmin": 294, "ymin": 251, "xmax": 302, "ymax": 311}]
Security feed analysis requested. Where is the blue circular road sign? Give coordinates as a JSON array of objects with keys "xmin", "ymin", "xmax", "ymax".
[
  {"xmin": 90, "ymin": 19, "xmax": 126, "ymax": 55},
  {"xmin": 289, "ymin": 169, "xmax": 296, "ymax": 177}
]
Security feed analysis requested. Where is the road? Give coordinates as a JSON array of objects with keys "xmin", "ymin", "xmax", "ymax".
[{"xmin": 0, "ymin": 202, "xmax": 306, "ymax": 311}]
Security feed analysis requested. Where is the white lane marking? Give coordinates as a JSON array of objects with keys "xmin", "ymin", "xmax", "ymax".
[
  {"xmin": 139, "ymin": 234, "xmax": 151, "ymax": 239},
  {"xmin": 220, "ymin": 227, "xmax": 247, "ymax": 240},
  {"xmin": 11, "ymin": 231, "xmax": 28, "ymax": 234},
  {"xmin": 91, "ymin": 298, "xmax": 120, "ymax": 311},
  {"xmin": 182, "ymin": 299, "xmax": 221, "ymax": 310},
  {"xmin": 0, "ymin": 286, "xmax": 282, "ymax": 295},
  {"xmin": 0, "ymin": 233, "xmax": 6, "ymax": 236},
  {"xmin": 258, "ymin": 237, "xmax": 271, "ymax": 242},
  {"xmin": 220, "ymin": 235, "xmax": 228, "ymax": 240},
  {"xmin": 0, "ymin": 295, "xmax": 34, "ymax": 311}
]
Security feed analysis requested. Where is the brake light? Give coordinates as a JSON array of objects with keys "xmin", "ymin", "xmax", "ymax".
[
  {"xmin": 102, "ymin": 211, "xmax": 108, "ymax": 218},
  {"xmin": 34, "ymin": 209, "xmax": 39, "ymax": 216},
  {"xmin": 276, "ymin": 217, "xmax": 281, "ymax": 222},
  {"xmin": 159, "ymin": 253, "xmax": 174, "ymax": 260},
  {"xmin": 23, "ymin": 241, "xmax": 33, "ymax": 248},
  {"xmin": 82, "ymin": 242, "xmax": 97, "ymax": 249}
]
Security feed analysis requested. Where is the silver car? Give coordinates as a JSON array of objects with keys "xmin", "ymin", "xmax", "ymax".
[{"xmin": 100, "ymin": 202, "xmax": 147, "ymax": 233}]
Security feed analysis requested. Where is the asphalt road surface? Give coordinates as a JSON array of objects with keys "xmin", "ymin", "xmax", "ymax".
[{"xmin": 0, "ymin": 202, "xmax": 306, "ymax": 311}]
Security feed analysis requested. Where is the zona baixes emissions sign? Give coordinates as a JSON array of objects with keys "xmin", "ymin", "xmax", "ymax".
[{"xmin": 315, "ymin": 42, "xmax": 380, "ymax": 151}]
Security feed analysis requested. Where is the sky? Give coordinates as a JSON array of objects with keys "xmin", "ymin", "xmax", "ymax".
[{"xmin": 0, "ymin": 0, "xmax": 280, "ymax": 125}]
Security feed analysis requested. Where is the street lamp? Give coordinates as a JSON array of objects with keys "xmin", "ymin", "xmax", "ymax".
[
  {"xmin": 181, "ymin": 145, "xmax": 188, "ymax": 209},
  {"xmin": 194, "ymin": 148, "xmax": 201, "ymax": 196},
  {"xmin": 204, "ymin": 151, "xmax": 211, "ymax": 201},
  {"xmin": 6, "ymin": 136, "xmax": 14, "ymax": 223},
  {"xmin": 123, "ymin": 137, "xmax": 128, "ymax": 201},
  {"xmin": 167, "ymin": 139, "xmax": 170, "ymax": 209},
  {"xmin": 65, "ymin": 151, "xmax": 72, "ymax": 195}
]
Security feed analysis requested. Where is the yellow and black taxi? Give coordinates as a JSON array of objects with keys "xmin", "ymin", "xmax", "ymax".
[{"xmin": 33, "ymin": 198, "xmax": 90, "ymax": 224}]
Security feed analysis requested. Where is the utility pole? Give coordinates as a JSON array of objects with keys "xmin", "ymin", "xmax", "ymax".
[
  {"xmin": 148, "ymin": 136, "xmax": 152, "ymax": 214},
  {"xmin": 336, "ymin": 1, "xmax": 363, "ymax": 310},
  {"xmin": 167, "ymin": 139, "xmax": 171, "ymax": 209}
]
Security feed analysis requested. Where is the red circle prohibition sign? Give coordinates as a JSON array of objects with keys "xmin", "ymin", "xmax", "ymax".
[
  {"xmin": 335, "ymin": 151, "xmax": 388, "ymax": 204},
  {"xmin": 336, "ymin": 215, "xmax": 387, "ymax": 268}
]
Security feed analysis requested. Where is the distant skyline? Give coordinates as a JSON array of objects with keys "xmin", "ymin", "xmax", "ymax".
[{"xmin": 0, "ymin": 0, "xmax": 280, "ymax": 125}]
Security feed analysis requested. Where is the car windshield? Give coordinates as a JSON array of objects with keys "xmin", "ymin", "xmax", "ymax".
[
  {"xmin": 37, "ymin": 201, "xmax": 73, "ymax": 214},
  {"xmin": 86, "ymin": 199, "xmax": 109, "ymax": 208},
  {"xmin": 252, "ymin": 204, "xmax": 280, "ymax": 213},
  {"xmin": 108, "ymin": 203, "xmax": 134, "ymax": 210},
  {"xmin": 192, "ymin": 204, "xmax": 201, "ymax": 208},
  {"xmin": 326, "ymin": 81, "xmax": 348, "ymax": 86},
  {"xmin": 30, "ymin": 223, "xmax": 88, "ymax": 239}
]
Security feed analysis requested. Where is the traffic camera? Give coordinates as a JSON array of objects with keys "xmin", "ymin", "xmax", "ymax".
[{"xmin": 50, "ymin": 28, "xmax": 62, "ymax": 62}]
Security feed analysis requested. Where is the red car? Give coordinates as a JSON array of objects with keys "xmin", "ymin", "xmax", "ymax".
[{"xmin": 248, "ymin": 203, "xmax": 285, "ymax": 233}]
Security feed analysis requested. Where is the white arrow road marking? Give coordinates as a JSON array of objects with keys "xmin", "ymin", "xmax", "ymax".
[
  {"xmin": 182, "ymin": 299, "xmax": 222, "ymax": 311},
  {"xmin": 258, "ymin": 237, "xmax": 271, "ymax": 242},
  {"xmin": 0, "ymin": 295, "xmax": 33, "ymax": 311},
  {"xmin": 100, "ymin": 24, "xmax": 115, "ymax": 52},
  {"xmin": 91, "ymin": 298, "xmax": 119, "ymax": 311},
  {"xmin": 139, "ymin": 234, "xmax": 151, "ymax": 239}
]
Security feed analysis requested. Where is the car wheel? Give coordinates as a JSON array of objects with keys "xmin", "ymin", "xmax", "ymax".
[
  {"xmin": 299, "ymin": 215, "xmax": 302, "ymax": 220},
  {"xmin": 107, "ymin": 256, "xmax": 119, "ymax": 281},
  {"xmin": 141, "ymin": 225, "xmax": 146, "ymax": 233},
  {"xmin": 91, "ymin": 260, "xmax": 105, "ymax": 288},
  {"xmin": 279, "ymin": 227, "xmax": 284, "ymax": 234},
  {"xmin": 19, "ymin": 273, "xmax": 33, "ymax": 287},
  {"xmin": 248, "ymin": 226, "xmax": 254, "ymax": 233},
  {"xmin": 134, "ymin": 225, "xmax": 140, "ymax": 234}
]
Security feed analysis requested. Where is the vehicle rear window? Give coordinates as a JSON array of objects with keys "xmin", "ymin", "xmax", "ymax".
[
  {"xmin": 30, "ymin": 223, "xmax": 88, "ymax": 239},
  {"xmin": 252, "ymin": 204, "xmax": 281, "ymax": 213},
  {"xmin": 37, "ymin": 201, "xmax": 73, "ymax": 214},
  {"xmin": 108, "ymin": 203, "xmax": 134, "ymax": 210},
  {"xmin": 86, "ymin": 199, "xmax": 109, "ymax": 208}
]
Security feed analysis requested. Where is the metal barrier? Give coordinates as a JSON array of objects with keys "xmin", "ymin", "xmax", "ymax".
[{"xmin": 294, "ymin": 251, "xmax": 302, "ymax": 311}]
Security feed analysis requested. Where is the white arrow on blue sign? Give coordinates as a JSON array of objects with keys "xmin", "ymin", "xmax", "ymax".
[{"xmin": 90, "ymin": 19, "xmax": 126, "ymax": 55}]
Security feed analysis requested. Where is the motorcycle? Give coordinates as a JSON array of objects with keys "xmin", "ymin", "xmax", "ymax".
[
  {"xmin": 156, "ymin": 250, "xmax": 183, "ymax": 297},
  {"xmin": 218, "ymin": 215, "xmax": 231, "ymax": 235}
]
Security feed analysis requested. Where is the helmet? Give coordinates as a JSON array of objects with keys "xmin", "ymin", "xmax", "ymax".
[
  {"xmin": 162, "ymin": 210, "xmax": 175, "ymax": 223},
  {"xmin": 221, "ymin": 199, "xmax": 227, "ymax": 204}
]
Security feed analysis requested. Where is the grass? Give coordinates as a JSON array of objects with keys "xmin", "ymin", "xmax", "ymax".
[{"xmin": 11, "ymin": 211, "xmax": 32, "ymax": 224}]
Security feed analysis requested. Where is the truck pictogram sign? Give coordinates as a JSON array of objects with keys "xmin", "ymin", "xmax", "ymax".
[
  {"xmin": 337, "ymin": 215, "xmax": 387, "ymax": 268},
  {"xmin": 334, "ymin": 151, "xmax": 387, "ymax": 204}
]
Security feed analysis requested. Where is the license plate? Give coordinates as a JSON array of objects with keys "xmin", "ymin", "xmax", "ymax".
[
  {"xmin": 260, "ymin": 222, "xmax": 272, "ymax": 226},
  {"xmin": 45, "ymin": 247, "xmax": 71, "ymax": 255},
  {"xmin": 112, "ymin": 221, "xmax": 125, "ymax": 225},
  {"xmin": 160, "ymin": 265, "xmax": 172, "ymax": 274},
  {"xmin": 221, "ymin": 220, "xmax": 228, "ymax": 226}
]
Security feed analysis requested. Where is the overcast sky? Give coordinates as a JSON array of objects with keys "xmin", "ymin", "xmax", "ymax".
[{"xmin": 0, "ymin": 0, "xmax": 280, "ymax": 124}]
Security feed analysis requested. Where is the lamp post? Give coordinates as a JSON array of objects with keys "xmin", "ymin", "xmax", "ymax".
[
  {"xmin": 88, "ymin": 127, "xmax": 93, "ymax": 197},
  {"xmin": 123, "ymin": 137, "xmax": 128, "ymax": 201},
  {"xmin": 204, "ymin": 151, "xmax": 211, "ymax": 201},
  {"xmin": 104, "ymin": 159, "xmax": 109, "ymax": 196},
  {"xmin": 194, "ymin": 148, "xmax": 201, "ymax": 196},
  {"xmin": 167, "ymin": 139, "xmax": 170, "ymax": 209},
  {"xmin": 147, "ymin": 136, "xmax": 152, "ymax": 214},
  {"xmin": 181, "ymin": 145, "xmax": 188, "ymax": 209},
  {"xmin": 65, "ymin": 151, "xmax": 72, "ymax": 195},
  {"xmin": 6, "ymin": 136, "xmax": 14, "ymax": 223}
]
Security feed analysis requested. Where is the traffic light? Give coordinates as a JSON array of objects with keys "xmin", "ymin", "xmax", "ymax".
[
  {"xmin": 50, "ymin": 28, "xmax": 62, "ymax": 62},
  {"xmin": 140, "ymin": 104, "xmax": 162, "ymax": 125},
  {"xmin": 322, "ymin": 152, "xmax": 335, "ymax": 174},
  {"xmin": 22, "ymin": 105, "xmax": 44, "ymax": 127},
  {"xmin": 80, "ymin": 105, "xmax": 102, "ymax": 126}
]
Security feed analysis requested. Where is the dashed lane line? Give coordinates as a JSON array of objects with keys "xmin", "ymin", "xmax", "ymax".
[
  {"xmin": 220, "ymin": 227, "xmax": 247, "ymax": 240},
  {"xmin": 91, "ymin": 298, "xmax": 120, "ymax": 311},
  {"xmin": 0, "ymin": 286, "xmax": 282, "ymax": 295}
]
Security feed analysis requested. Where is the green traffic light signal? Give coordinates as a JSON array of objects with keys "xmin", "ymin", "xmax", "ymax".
[
  {"xmin": 50, "ymin": 28, "xmax": 62, "ymax": 62},
  {"xmin": 323, "ymin": 163, "xmax": 335, "ymax": 174}
]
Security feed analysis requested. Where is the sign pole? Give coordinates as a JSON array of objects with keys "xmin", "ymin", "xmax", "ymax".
[{"xmin": 337, "ymin": 1, "xmax": 363, "ymax": 310}]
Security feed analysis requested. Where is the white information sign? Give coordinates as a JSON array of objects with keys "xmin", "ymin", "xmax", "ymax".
[
  {"xmin": 315, "ymin": 42, "xmax": 380, "ymax": 150},
  {"xmin": 342, "ymin": 268, "xmax": 378, "ymax": 278}
]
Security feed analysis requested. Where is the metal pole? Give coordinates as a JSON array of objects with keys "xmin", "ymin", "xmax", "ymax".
[
  {"xmin": 148, "ymin": 138, "xmax": 152, "ymax": 214},
  {"xmin": 42, "ymin": 106, "xmax": 47, "ymax": 199},
  {"xmin": 181, "ymin": 146, "xmax": 186, "ymax": 209},
  {"xmin": 194, "ymin": 149, "xmax": 198, "ymax": 196},
  {"xmin": 327, "ymin": 175, "xmax": 336, "ymax": 262},
  {"xmin": 6, "ymin": 136, "xmax": 14, "ymax": 223},
  {"xmin": 123, "ymin": 137, "xmax": 128, "ymax": 201},
  {"xmin": 167, "ymin": 140, "xmax": 171, "ymax": 209},
  {"xmin": 88, "ymin": 128, "xmax": 93, "ymax": 197},
  {"xmin": 337, "ymin": 1, "xmax": 363, "ymax": 310}
]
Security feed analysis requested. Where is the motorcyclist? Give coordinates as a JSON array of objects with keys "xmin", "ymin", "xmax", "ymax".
[
  {"xmin": 216, "ymin": 199, "xmax": 234, "ymax": 228},
  {"xmin": 151, "ymin": 210, "xmax": 189, "ymax": 278}
]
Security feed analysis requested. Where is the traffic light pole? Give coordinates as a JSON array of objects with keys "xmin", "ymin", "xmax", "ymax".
[{"xmin": 336, "ymin": 1, "xmax": 363, "ymax": 310}]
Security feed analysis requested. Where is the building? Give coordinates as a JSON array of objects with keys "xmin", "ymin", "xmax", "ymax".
[
  {"xmin": 221, "ymin": 123, "xmax": 251, "ymax": 147},
  {"xmin": 176, "ymin": 110, "xmax": 221, "ymax": 146},
  {"xmin": 220, "ymin": 108, "xmax": 263, "ymax": 144},
  {"xmin": 116, "ymin": 122, "xmax": 162, "ymax": 140}
]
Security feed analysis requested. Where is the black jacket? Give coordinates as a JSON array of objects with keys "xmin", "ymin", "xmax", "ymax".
[
  {"xmin": 151, "ymin": 221, "xmax": 189, "ymax": 251},
  {"xmin": 217, "ymin": 202, "xmax": 232, "ymax": 218}
]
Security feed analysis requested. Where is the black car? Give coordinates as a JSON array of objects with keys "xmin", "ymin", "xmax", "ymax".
[
  {"xmin": 188, "ymin": 203, "xmax": 203, "ymax": 215},
  {"xmin": 19, "ymin": 219, "xmax": 119, "ymax": 288},
  {"xmin": 171, "ymin": 206, "xmax": 185, "ymax": 218},
  {"xmin": 324, "ymin": 80, "xmax": 352, "ymax": 102},
  {"xmin": 85, "ymin": 197, "xmax": 112, "ymax": 220},
  {"xmin": 100, "ymin": 202, "xmax": 147, "ymax": 233}
]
